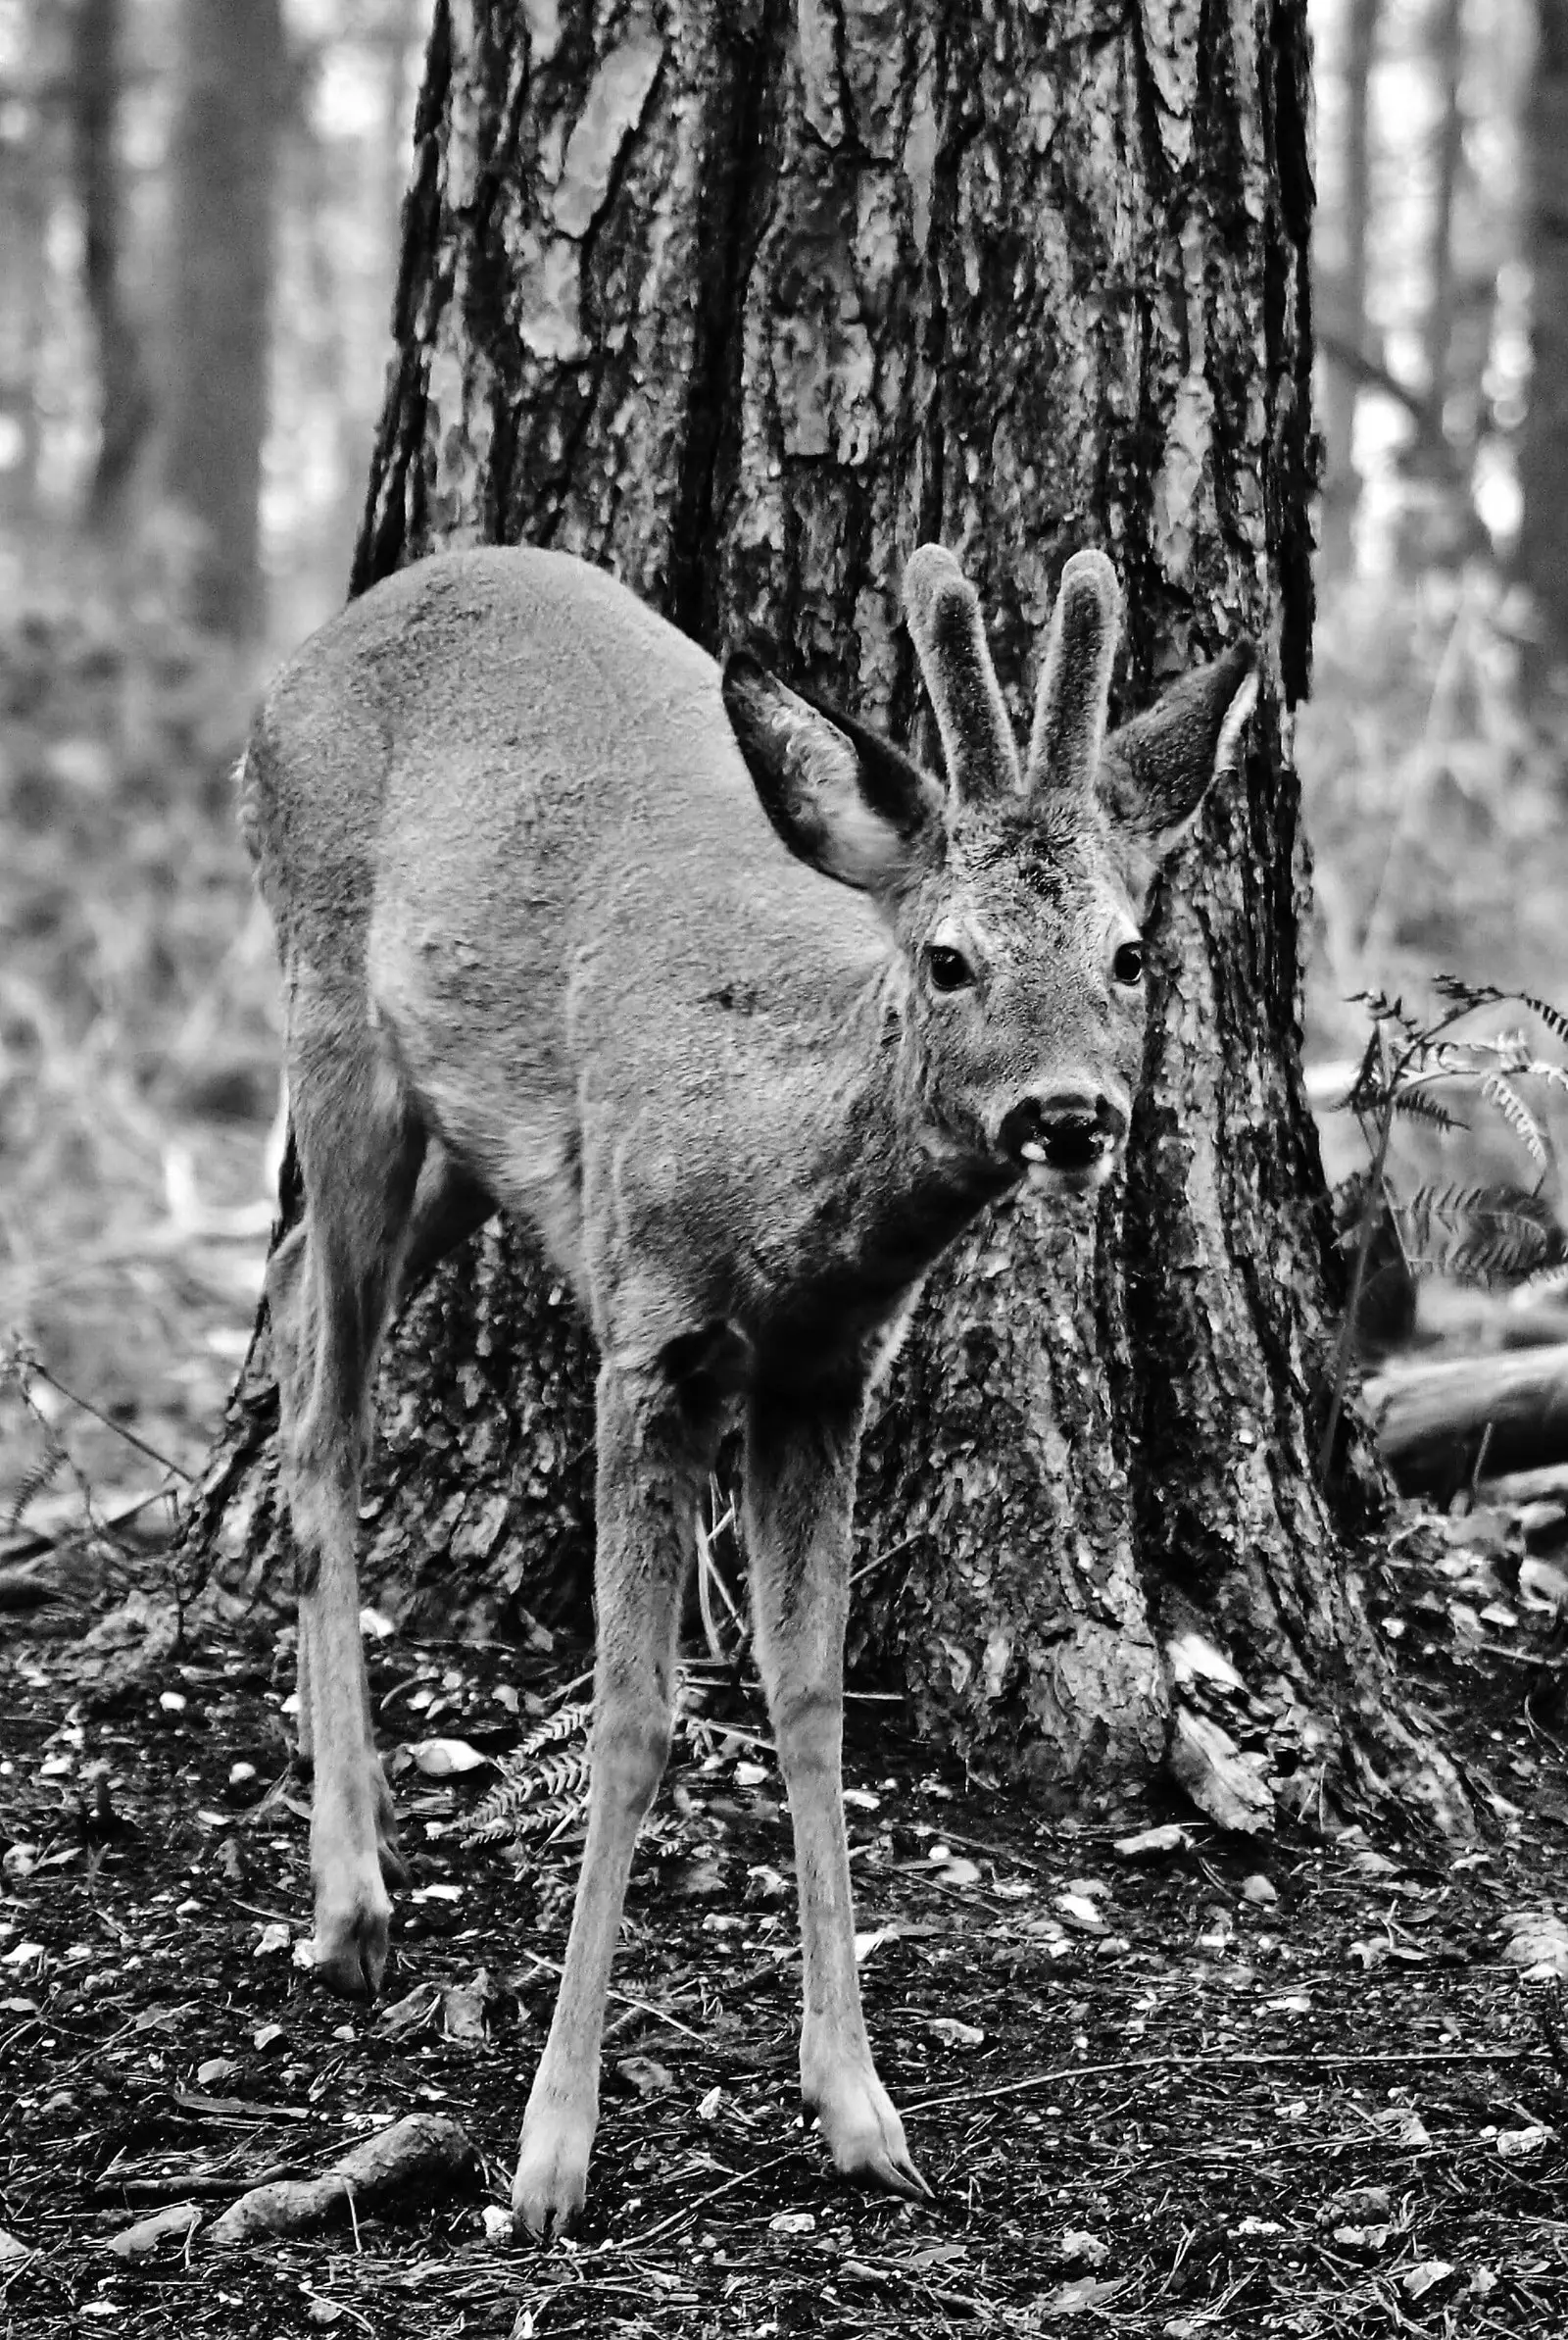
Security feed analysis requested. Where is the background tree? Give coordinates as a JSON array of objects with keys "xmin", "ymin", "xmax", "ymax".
[
  {"xmin": 1318, "ymin": 0, "xmax": 1382, "ymax": 575},
  {"xmin": 1520, "ymin": 0, "xmax": 1568, "ymax": 683},
  {"xmin": 185, "ymin": 0, "xmax": 1467, "ymax": 1832},
  {"xmin": 165, "ymin": 0, "xmax": 285, "ymax": 638},
  {"xmin": 70, "ymin": 0, "xmax": 151, "ymax": 540}
]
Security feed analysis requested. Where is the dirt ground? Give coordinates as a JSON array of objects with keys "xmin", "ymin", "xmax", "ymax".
[{"xmin": 2, "ymin": 1520, "xmax": 1567, "ymax": 2340}]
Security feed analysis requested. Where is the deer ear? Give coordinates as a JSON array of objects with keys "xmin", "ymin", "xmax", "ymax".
[
  {"xmin": 1098, "ymin": 644, "xmax": 1258, "ymax": 862},
  {"xmin": 721, "ymin": 654, "xmax": 942, "ymax": 894}
]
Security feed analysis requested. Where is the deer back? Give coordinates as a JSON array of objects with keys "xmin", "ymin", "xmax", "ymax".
[{"xmin": 243, "ymin": 544, "xmax": 1255, "ymax": 1376}]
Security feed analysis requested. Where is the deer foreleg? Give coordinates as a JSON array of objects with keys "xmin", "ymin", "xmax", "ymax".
[{"xmin": 744, "ymin": 1379, "xmax": 929, "ymax": 2202}]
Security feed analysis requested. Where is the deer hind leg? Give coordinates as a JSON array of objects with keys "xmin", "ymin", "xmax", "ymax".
[
  {"xmin": 268, "ymin": 1012, "xmax": 421, "ymax": 2001},
  {"xmin": 743, "ymin": 1377, "xmax": 930, "ymax": 2202},
  {"xmin": 512, "ymin": 1357, "xmax": 719, "ymax": 2237}
]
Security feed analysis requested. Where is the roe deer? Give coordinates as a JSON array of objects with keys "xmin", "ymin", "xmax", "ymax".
[{"xmin": 241, "ymin": 540, "xmax": 1256, "ymax": 2234}]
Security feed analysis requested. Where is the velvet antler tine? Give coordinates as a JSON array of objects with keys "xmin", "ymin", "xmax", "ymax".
[
  {"xmin": 903, "ymin": 545, "xmax": 1021, "ymax": 803},
  {"xmin": 1026, "ymin": 550, "xmax": 1120, "ymax": 799}
]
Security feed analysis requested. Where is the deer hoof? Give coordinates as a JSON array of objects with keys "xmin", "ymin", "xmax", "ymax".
[
  {"xmin": 512, "ymin": 2106, "xmax": 594, "ymax": 2239},
  {"xmin": 311, "ymin": 1874, "xmax": 391, "ymax": 2002},
  {"xmin": 809, "ymin": 2066, "xmax": 932, "ymax": 2203}
]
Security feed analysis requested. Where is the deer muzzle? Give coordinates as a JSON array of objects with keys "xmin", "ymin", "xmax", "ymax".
[{"xmin": 1003, "ymin": 1090, "xmax": 1129, "ymax": 1189}]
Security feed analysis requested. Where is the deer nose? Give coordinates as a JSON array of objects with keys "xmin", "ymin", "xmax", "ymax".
[{"xmin": 1003, "ymin": 1089, "xmax": 1128, "ymax": 1174}]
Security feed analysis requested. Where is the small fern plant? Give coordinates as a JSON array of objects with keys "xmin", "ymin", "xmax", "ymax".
[{"xmin": 1321, "ymin": 978, "xmax": 1568, "ymax": 1473}]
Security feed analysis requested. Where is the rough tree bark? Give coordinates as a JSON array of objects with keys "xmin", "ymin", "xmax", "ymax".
[
  {"xmin": 188, "ymin": 0, "xmax": 1466, "ymax": 1833},
  {"xmin": 165, "ymin": 0, "xmax": 285, "ymax": 638}
]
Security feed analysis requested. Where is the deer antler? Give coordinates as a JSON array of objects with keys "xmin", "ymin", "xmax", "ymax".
[
  {"xmin": 902, "ymin": 546, "xmax": 1021, "ymax": 804},
  {"xmin": 1025, "ymin": 549, "xmax": 1120, "ymax": 800}
]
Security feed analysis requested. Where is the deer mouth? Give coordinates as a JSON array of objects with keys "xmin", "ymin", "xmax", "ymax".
[
  {"xmin": 1019, "ymin": 1137, "xmax": 1115, "ymax": 1193},
  {"xmin": 1015, "ymin": 1117, "xmax": 1118, "ymax": 1191}
]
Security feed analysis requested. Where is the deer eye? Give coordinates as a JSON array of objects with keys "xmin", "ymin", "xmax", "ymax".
[
  {"xmin": 1112, "ymin": 939, "xmax": 1146, "ymax": 987},
  {"xmin": 926, "ymin": 943, "xmax": 975, "ymax": 993}
]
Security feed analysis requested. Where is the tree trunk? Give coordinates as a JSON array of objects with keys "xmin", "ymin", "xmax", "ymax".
[
  {"xmin": 1424, "ymin": 0, "xmax": 1467, "ymax": 422},
  {"xmin": 71, "ymin": 0, "xmax": 152, "ymax": 539},
  {"xmin": 1319, "ymin": 0, "xmax": 1381, "ymax": 577},
  {"xmin": 164, "ymin": 0, "xmax": 285, "ymax": 639},
  {"xmin": 1521, "ymin": 0, "xmax": 1568, "ymax": 686},
  {"xmin": 188, "ymin": 0, "xmax": 1467, "ymax": 1834}
]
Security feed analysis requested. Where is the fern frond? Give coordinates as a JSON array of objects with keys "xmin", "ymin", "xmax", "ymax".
[
  {"xmin": 513, "ymin": 1699, "xmax": 592, "ymax": 1763},
  {"xmin": 1521, "ymin": 993, "xmax": 1568, "ymax": 1045},
  {"xmin": 4, "ymin": 1442, "xmax": 67, "ymax": 1535},
  {"xmin": 1391, "ymin": 1090, "xmax": 1465, "ymax": 1130},
  {"xmin": 1432, "ymin": 974, "xmax": 1503, "ymax": 1014},
  {"xmin": 1481, "ymin": 1072, "xmax": 1548, "ymax": 1167},
  {"xmin": 1396, "ymin": 1181, "xmax": 1565, "ymax": 1288},
  {"xmin": 464, "ymin": 1788, "xmax": 590, "ymax": 1846},
  {"xmin": 458, "ymin": 1747, "xmax": 591, "ymax": 1844},
  {"xmin": 1351, "ymin": 990, "xmax": 1426, "ymax": 1048}
]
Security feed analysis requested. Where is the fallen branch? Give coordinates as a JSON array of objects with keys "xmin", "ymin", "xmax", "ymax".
[
  {"xmin": 1367, "ymin": 1344, "xmax": 1568, "ymax": 1493},
  {"xmin": 206, "ymin": 2113, "xmax": 478, "ymax": 2250}
]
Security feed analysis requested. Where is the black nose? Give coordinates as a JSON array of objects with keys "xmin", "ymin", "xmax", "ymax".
[{"xmin": 1003, "ymin": 1090, "xmax": 1128, "ymax": 1172}]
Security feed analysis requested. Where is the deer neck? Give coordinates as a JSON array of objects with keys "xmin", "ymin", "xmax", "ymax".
[{"xmin": 803, "ymin": 962, "xmax": 1014, "ymax": 1291}]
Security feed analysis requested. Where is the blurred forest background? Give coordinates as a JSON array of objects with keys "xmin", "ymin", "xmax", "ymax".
[{"xmin": 3, "ymin": 0, "xmax": 1567, "ymax": 1545}]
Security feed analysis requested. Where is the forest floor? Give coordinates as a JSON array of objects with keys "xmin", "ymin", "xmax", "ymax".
[{"xmin": 2, "ymin": 1517, "xmax": 1568, "ymax": 2340}]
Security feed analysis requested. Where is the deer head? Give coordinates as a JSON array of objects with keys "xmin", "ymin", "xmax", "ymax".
[{"xmin": 722, "ymin": 545, "xmax": 1258, "ymax": 1197}]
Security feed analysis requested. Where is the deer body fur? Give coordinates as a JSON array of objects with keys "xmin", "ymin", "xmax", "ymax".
[{"xmin": 242, "ymin": 540, "xmax": 1256, "ymax": 2235}]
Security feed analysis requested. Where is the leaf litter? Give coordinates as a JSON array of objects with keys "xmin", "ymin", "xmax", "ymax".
[{"xmin": 2, "ymin": 1530, "xmax": 1568, "ymax": 2337}]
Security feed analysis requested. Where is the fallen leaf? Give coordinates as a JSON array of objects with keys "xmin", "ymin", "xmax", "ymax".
[
  {"xmin": 1401, "ymin": 2260, "xmax": 1454, "ymax": 2300},
  {"xmin": 1496, "ymin": 2123, "xmax": 1554, "ymax": 2160},
  {"xmin": 378, "ymin": 1982, "xmax": 442, "ymax": 2035},
  {"xmin": 105, "ymin": 2204, "xmax": 200, "ymax": 2259},
  {"xmin": 1054, "ymin": 1893, "xmax": 1107, "ymax": 1934},
  {"xmin": 928, "ymin": 2016, "xmax": 985, "ymax": 2048},
  {"xmin": 1500, "ymin": 1911, "xmax": 1568, "ymax": 1978},
  {"xmin": 1038, "ymin": 2274, "xmax": 1127, "ymax": 2315},
  {"xmin": 407, "ymin": 1737, "xmax": 487, "ymax": 1778},
  {"xmin": 442, "ymin": 1969, "xmax": 492, "ymax": 2041},
  {"xmin": 615, "ymin": 2055, "xmax": 672, "ymax": 2097},
  {"xmin": 1114, "ymin": 1823, "xmax": 1191, "ymax": 1859},
  {"xmin": 1373, "ymin": 2107, "xmax": 1430, "ymax": 2148}
]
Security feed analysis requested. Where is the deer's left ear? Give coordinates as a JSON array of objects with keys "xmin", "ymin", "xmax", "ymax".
[{"xmin": 1098, "ymin": 644, "xmax": 1258, "ymax": 865}]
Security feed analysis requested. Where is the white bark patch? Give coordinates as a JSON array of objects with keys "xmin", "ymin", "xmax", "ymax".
[
  {"xmin": 425, "ymin": 342, "xmax": 492, "ymax": 544},
  {"xmin": 798, "ymin": 0, "xmax": 844, "ymax": 144},
  {"xmin": 1168, "ymin": 1707, "xmax": 1273, "ymax": 1834},
  {"xmin": 842, "ymin": 0, "xmax": 907, "ymax": 157},
  {"xmin": 515, "ymin": 31, "xmax": 663, "ymax": 363},
  {"xmin": 524, "ymin": 0, "xmax": 563, "ymax": 68},
  {"xmin": 516, "ymin": 231, "xmax": 589, "ymax": 361},
  {"xmin": 1152, "ymin": 223, "xmax": 1213, "ymax": 581},
  {"xmin": 1139, "ymin": 0, "xmax": 1200, "ymax": 171},
  {"xmin": 903, "ymin": 80, "xmax": 936, "ymax": 252},
  {"xmin": 1026, "ymin": 70, "xmax": 1058, "ymax": 155},
  {"xmin": 554, "ymin": 34, "xmax": 663, "ymax": 236},
  {"xmin": 443, "ymin": 0, "xmax": 482, "ymax": 210}
]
